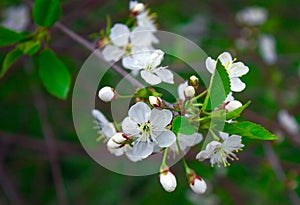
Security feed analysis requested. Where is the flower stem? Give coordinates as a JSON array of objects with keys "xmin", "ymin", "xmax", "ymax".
[
  {"xmin": 209, "ymin": 129, "xmax": 220, "ymax": 140},
  {"xmin": 191, "ymin": 90, "xmax": 207, "ymax": 101}
]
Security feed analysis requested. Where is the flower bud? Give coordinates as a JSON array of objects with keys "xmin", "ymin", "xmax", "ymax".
[
  {"xmin": 225, "ymin": 100, "xmax": 242, "ymax": 112},
  {"xmin": 159, "ymin": 170, "xmax": 177, "ymax": 192},
  {"xmin": 149, "ymin": 96, "xmax": 163, "ymax": 108},
  {"xmin": 184, "ymin": 86, "xmax": 195, "ymax": 98},
  {"xmin": 107, "ymin": 138, "xmax": 120, "ymax": 149},
  {"xmin": 130, "ymin": 1, "xmax": 145, "ymax": 16},
  {"xmin": 189, "ymin": 176, "xmax": 207, "ymax": 194},
  {"xmin": 189, "ymin": 75, "xmax": 199, "ymax": 88},
  {"xmin": 98, "ymin": 86, "xmax": 115, "ymax": 102},
  {"xmin": 112, "ymin": 133, "xmax": 128, "ymax": 144}
]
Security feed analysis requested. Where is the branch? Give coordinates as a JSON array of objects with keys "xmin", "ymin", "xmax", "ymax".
[{"xmin": 53, "ymin": 22, "xmax": 144, "ymax": 89}]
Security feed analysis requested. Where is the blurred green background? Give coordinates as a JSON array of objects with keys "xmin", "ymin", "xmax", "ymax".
[{"xmin": 0, "ymin": 0, "xmax": 300, "ymax": 204}]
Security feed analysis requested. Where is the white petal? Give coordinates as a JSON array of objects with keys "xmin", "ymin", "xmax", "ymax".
[
  {"xmin": 219, "ymin": 132, "xmax": 229, "ymax": 140},
  {"xmin": 122, "ymin": 117, "xmax": 140, "ymax": 136},
  {"xmin": 223, "ymin": 135, "xmax": 244, "ymax": 150},
  {"xmin": 150, "ymin": 109, "xmax": 173, "ymax": 129},
  {"xmin": 225, "ymin": 92, "xmax": 234, "ymax": 102},
  {"xmin": 125, "ymin": 146, "xmax": 143, "ymax": 162},
  {"xmin": 196, "ymin": 141, "xmax": 221, "ymax": 160},
  {"xmin": 155, "ymin": 69, "xmax": 174, "ymax": 84},
  {"xmin": 141, "ymin": 70, "xmax": 162, "ymax": 85},
  {"xmin": 128, "ymin": 102, "xmax": 151, "ymax": 123},
  {"xmin": 102, "ymin": 123, "xmax": 117, "ymax": 138},
  {"xmin": 218, "ymin": 52, "xmax": 233, "ymax": 67},
  {"xmin": 130, "ymin": 26, "xmax": 154, "ymax": 47},
  {"xmin": 228, "ymin": 62, "xmax": 249, "ymax": 77},
  {"xmin": 205, "ymin": 57, "xmax": 216, "ymax": 74},
  {"xmin": 178, "ymin": 81, "xmax": 188, "ymax": 100},
  {"xmin": 278, "ymin": 110, "xmax": 299, "ymax": 135},
  {"xmin": 109, "ymin": 23, "xmax": 130, "ymax": 46},
  {"xmin": 149, "ymin": 50, "xmax": 164, "ymax": 68},
  {"xmin": 230, "ymin": 77, "xmax": 246, "ymax": 92},
  {"xmin": 122, "ymin": 56, "xmax": 142, "ymax": 70},
  {"xmin": 102, "ymin": 45, "xmax": 124, "ymax": 62},
  {"xmin": 132, "ymin": 142, "xmax": 154, "ymax": 158},
  {"xmin": 155, "ymin": 130, "xmax": 176, "ymax": 148},
  {"xmin": 225, "ymin": 100, "xmax": 243, "ymax": 112},
  {"xmin": 91, "ymin": 109, "xmax": 108, "ymax": 124},
  {"xmin": 178, "ymin": 133, "xmax": 203, "ymax": 150}
]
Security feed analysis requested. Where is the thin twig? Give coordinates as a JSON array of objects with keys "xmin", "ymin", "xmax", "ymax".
[{"xmin": 53, "ymin": 22, "xmax": 144, "ymax": 89}]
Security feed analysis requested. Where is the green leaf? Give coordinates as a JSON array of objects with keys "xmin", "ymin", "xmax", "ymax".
[
  {"xmin": 222, "ymin": 121, "xmax": 277, "ymax": 140},
  {"xmin": 202, "ymin": 59, "xmax": 231, "ymax": 111},
  {"xmin": 200, "ymin": 109, "xmax": 226, "ymax": 130},
  {"xmin": 172, "ymin": 116, "xmax": 195, "ymax": 135},
  {"xmin": 226, "ymin": 101, "xmax": 251, "ymax": 120},
  {"xmin": 0, "ymin": 26, "xmax": 23, "ymax": 47},
  {"xmin": 1, "ymin": 48, "xmax": 23, "ymax": 77},
  {"xmin": 38, "ymin": 49, "xmax": 71, "ymax": 99},
  {"xmin": 33, "ymin": 0, "xmax": 62, "ymax": 27},
  {"xmin": 18, "ymin": 40, "xmax": 41, "ymax": 56}
]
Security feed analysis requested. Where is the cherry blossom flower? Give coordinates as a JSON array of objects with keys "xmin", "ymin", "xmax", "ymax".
[
  {"xmin": 169, "ymin": 133, "xmax": 203, "ymax": 153},
  {"xmin": 278, "ymin": 110, "xmax": 299, "ymax": 135},
  {"xmin": 1, "ymin": 5, "xmax": 29, "ymax": 32},
  {"xmin": 102, "ymin": 23, "xmax": 157, "ymax": 62},
  {"xmin": 196, "ymin": 132, "xmax": 244, "ymax": 167},
  {"xmin": 122, "ymin": 102, "xmax": 176, "ymax": 159},
  {"xmin": 122, "ymin": 49, "xmax": 174, "ymax": 85},
  {"xmin": 236, "ymin": 7, "xmax": 268, "ymax": 26},
  {"xmin": 206, "ymin": 52, "xmax": 249, "ymax": 92},
  {"xmin": 259, "ymin": 34, "xmax": 277, "ymax": 65},
  {"xmin": 91, "ymin": 109, "xmax": 116, "ymax": 139},
  {"xmin": 159, "ymin": 170, "xmax": 177, "ymax": 192}
]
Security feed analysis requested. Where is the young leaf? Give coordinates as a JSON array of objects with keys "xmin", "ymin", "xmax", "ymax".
[
  {"xmin": 38, "ymin": 49, "xmax": 71, "ymax": 99},
  {"xmin": 222, "ymin": 121, "xmax": 277, "ymax": 140},
  {"xmin": 202, "ymin": 59, "xmax": 230, "ymax": 111},
  {"xmin": 0, "ymin": 26, "xmax": 23, "ymax": 47},
  {"xmin": 33, "ymin": 0, "xmax": 62, "ymax": 27},
  {"xmin": 19, "ymin": 40, "xmax": 41, "ymax": 56},
  {"xmin": 172, "ymin": 116, "xmax": 195, "ymax": 135},
  {"xmin": 226, "ymin": 101, "xmax": 251, "ymax": 120},
  {"xmin": 1, "ymin": 48, "xmax": 23, "ymax": 77}
]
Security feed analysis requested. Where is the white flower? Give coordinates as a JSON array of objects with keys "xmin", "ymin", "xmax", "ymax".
[
  {"xmin": 190, "ymin": 177, "xmax": 207, "ymax": 194},
  {"xmin": 196, "ymin": 132, "xmax": 244, "ymax": 167},
  {"xmin": 259, "ymin": 34, "xmax": 277, "ymax": 65},
  {"xmin": 129, "ymin": 1, "xmax": 145, "ymax": 15},
  {"xmin": 178, "ymin": 81, "xmax": 188, "ymax": 101},
  {"xmin": 102, "ymin": 23, "xmax": 157, "ymax": 62},
  {"xmin": 136, "ymin": 11, "xmax": 157, "ymax": 32},
  {"xmin": 91, "ymin": 109, "xmax": 116, "ymax": 138},
  {"xmin": 159, "ymin": 170, "xmax": 177, "ymax": 192},
  {"xmin": 170, "ymin": 132, "xmax": 203, "ymax": 153},
  {"xmin": 206, "ymin": 52, "xmax": 249, "ymax": 92},
  {"xmin": 278, "ymin": 110, "xmax": 299, "ymax": 135},
  {"xmin": 122, "ymin": 102, "xmax": 176, "ymax": 159},
  {"xmin": 236, "ymin": 7, "xmax": 268, "ymax": 26},
  {"xmin": 149, "ymin": 96, "xmax": 162, "ymax": 108},
  {"xmin": 1, "ymin": 5, "xmax": 29, "ymax": 32},
  {"xmin": 184, "ymin": 86, "xmax": 196, "ymax": 98},
  {"xmin": 122, "ymin": 49, "xmax": 174, "ymax": 85},
  {"xmin": 98, "ymin": 86, "xmax": 115, "ymax": 102}
]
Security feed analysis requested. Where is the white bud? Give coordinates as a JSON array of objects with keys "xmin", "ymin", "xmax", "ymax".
[
  {"xmin": 149, "ymin": 96, "xmax": 162, "ymax": 108},
  {"xmin": 225, "ymin": 100, "xmax": 243, "ymax": 112},
  {"xmin": 107, "ymin": 138, "xmax": 120, "ymax": 149},
  {"xmin": 190, "ymin": 177, "xmax": 207, "ymax": 194},
  {"xmin": 159, "ymin": 171, "xmax": 177, "ymax": 192},
  {"xmin": 112, "ymin": 133, "xmax": 128, "ymax": 144},
  {"xmin": 184, "ymin": 86, "xmax": 195, "ymax": 98},
  {"xmin": 98, "ymin": 86, "xmax": 115, "ymax": 102},
  {"xmin": 131, "ymin": 2, "xmax": 145, "ymax": 14}
]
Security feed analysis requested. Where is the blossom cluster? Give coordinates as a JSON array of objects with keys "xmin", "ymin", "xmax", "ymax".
[{"xmin": 91, "ymin": 0, "xmax": 274, "ymax": 195}]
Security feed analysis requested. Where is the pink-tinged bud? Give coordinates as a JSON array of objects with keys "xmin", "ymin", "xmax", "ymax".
[
  {"xmin": 107, "ymin": 133, "xmax": 128, "ymax": 149},
  {"xmin": 189, "ymin": 176, "xmax": 207, "ymax": 194},
  {"xmin": 98, "ymin": 86, "xmax": 116, "ymax": 102},
  {"xmin": 149, "ymin": 96, "xmax": 163, "ymax": 108},
  {"xmin": 184, "ymin": 86, "xmax": 195, "ymax": 98},
  {"xmin": 107, "ymin": 138, "xmax": 120, "ymax": 149},
  {"xmin": 159, "ymin": 170, "xmax": 177, "ymax": 192},
  {"xmin": 188, "ymin": 75, "xmax": 199, "ymax": 88},
  {"xmin": 130, "ymin": 1, "xmax": 145, "ymax": 16},
  {"xmin": 225, "ymin": 100, "xmax": 242, "ymax": 112}
]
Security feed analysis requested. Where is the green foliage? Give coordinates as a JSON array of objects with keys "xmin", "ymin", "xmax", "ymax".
[
  {"xmin": 38, "ymin": 49, "xmax": 71, "ymax": 99},
  {"xmin": 202, "ymin": 59, "xmax": 231, "ymax": 111},
  {"xmin": 172, "ymin": 116, "xmax": 195, "ymax": 135},
  {"xmin": 223, "ymin": 121, "xmax": 277, "ymax": 140},
  {"xmin": 32, "ymin": 0, "xmax": 62, "ymax": 27},
  {"xmin": 18, "ymin": 40, "xmax": 41, "ymax": 56},
  {"xmin": 1, "ymin": 48, "xmax": 23, "ymax": 77},
  {"xmin": 0, "ymin": 26, "xmax": 23, "ymax": 46}
]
